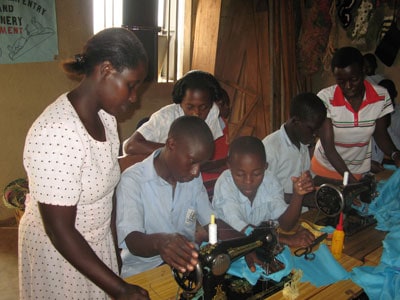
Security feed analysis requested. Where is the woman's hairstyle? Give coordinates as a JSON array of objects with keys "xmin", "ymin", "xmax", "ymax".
[
  {"xmin": 171, "ymin": 70, "xmax": 223, "ymax": 104},
  {"xmin": 290, "ymin": 92, "xmax": 327, "ymax": 123},
  {"xmin": 228, "ymin": 136, "xmax": 266, "ymax": 164},
  {"xmin": 62, "ymin": 27, "xmax": 147, "ymax": 79},
  {"xmin": 331, "ymin": 47, "xmax": 364, "ymax": 72}
]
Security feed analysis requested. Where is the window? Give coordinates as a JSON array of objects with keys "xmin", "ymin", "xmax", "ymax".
[
  {"xmin": 93, "ymin": 0, "xmax": 187, "ymax": 82},
  {"xmin": 93, "ymin": 0, "xmax": 123, "ymax": 35}
]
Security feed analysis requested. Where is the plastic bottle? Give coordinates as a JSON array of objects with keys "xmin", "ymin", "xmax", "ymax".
[
  {"xmin": 208, "ymin": 214, "xmax": 218, "ymax": 244},
  {"xmin": 331, "ymin": 212, "xmax": 345, "ymax": 260}
]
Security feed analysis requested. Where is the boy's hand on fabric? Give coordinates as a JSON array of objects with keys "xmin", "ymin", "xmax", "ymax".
[
  {"xmin": 244, "ymin": 251, "xmax": 264, "ymax": 272},
  {"xmin": 159, "ymin": 233, "xmax": 199, "ymax": 273},
  {"xmin": 281, "ymin": 227, "xmax": 315, "ymax": 248},
  {"xmin": 292, "ymin": 171, "xmax": 315, "ymax": 195}
]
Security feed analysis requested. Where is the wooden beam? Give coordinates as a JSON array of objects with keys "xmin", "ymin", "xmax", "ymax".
[
  {"xmin": 191, "ymin": 0, "xmax": 222, "ymax": 73},
  {"xmin": 182, "ymin": 0, "xmax": 193, "ymax": 75},
  {"xmin": 219, "ymin": 79, "xmax": 257, "ymax": 98}
]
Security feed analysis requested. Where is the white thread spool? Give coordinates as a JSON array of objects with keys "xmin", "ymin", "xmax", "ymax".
[
  {"xmin": 208, "ymin": 214, "xmax": 217, "ymax": 244},
  {"xmin": 343, "ymin": 171, "xmax": 349, "ymax": 186}
]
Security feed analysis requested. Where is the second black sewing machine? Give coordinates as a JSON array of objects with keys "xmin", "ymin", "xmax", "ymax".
[{"xmin": 315, "ymin": 173, "xmax": 379, "ymax": 235}]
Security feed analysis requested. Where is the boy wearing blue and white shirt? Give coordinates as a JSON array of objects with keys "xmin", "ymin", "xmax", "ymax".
[{"xmin": 213, "ymin": 136, "xmax": 315, "ymax": 248}]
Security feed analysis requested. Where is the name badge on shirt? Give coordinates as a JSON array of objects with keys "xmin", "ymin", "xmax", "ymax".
[{"xmin": 185, "ymin": 209, "xmax": 196, "ymax": 224}]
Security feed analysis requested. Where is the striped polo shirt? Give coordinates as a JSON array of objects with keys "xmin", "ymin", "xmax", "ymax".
[{"xmin": 312, "ymin": 80, "xmax": 393, "ymax": 178}]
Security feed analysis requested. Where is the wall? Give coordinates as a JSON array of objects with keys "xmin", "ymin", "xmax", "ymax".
[
  {"xmin": 214, "ymin": 1, "xmax": 300, "ymax": 139},
  {"xmin": 0, "ymin": 0, "xmax": 92, "ymax": 220},
  {"xmin": 118, "ymin": 82, "xmax": 174, "ymax": 141}
]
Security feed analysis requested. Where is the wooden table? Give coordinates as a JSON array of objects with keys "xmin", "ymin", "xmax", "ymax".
[
  {"xmin": 363, "ymin": 246, "xmax": 383, "ymax": 266},
  {"xmin": 125, "ymin": 217, "xmax": 386, "ymax": 299},
  {"xmin": 125, "ymin": 264, "xmax": 179, "ymax": 300},
  {"xmin": 301, "ymin": 209, "xmax": 387, "ymax": 262},
  {"xmin": 125, "ymin": 215, "xmax": 386, "ymax": 299},
  {"xmin": 125, "ymin": 253, "xmax": 364, "ymax": 300}
]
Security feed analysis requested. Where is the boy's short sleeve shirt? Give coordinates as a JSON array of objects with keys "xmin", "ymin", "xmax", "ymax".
[
  {"xmin": 372, "ymin": 105, "xmax": 400, "ymax": 163},
  {"xmin": 137, "ymin": 103, "xmax": 223, "ymax": 142},
  {"xmin": 212, "ymin": 169, "xmax": 288, "ymax": 232},
  {"xmin": 262, "ymin": 124, "xmax": 310, "ymax": 194},
  {"xmin": 116, "ymin": 150, "xmax": 214, "ymax": 278}
]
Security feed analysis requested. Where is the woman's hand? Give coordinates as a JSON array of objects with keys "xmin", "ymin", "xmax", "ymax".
[{"xmin": 115, "ymin": 283, "xmax": 150, "ymax": 300}]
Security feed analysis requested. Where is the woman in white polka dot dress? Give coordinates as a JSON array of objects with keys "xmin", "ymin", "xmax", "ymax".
[{"xmin": 19, "ymin": 28, "xmax": 150, "ymax": 300}]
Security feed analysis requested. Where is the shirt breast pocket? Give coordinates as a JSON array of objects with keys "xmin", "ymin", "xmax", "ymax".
[{"xmin": 185, "ymin": 208, "xmax": 197, "ymax": 225}]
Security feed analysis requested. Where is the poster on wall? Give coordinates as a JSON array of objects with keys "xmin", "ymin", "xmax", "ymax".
[{"xmin": 0, "ymin": 0, "xmax": 58, "ymax": 64}]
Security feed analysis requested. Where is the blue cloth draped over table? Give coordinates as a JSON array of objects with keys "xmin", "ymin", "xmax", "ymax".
[
  {"xmin": 227, "ymin": 246, "xmax": 294, "ymax": 285},
  {"xmin": 226, "ymin": 169, "xmax": 399, "ymax": 296},
  {"xmin": 350, "ymin": 168, "xmax": 400, "ymax": 300},
  {"xmin": 227, "ymin": 220, "xmax": 347, "ymax": 287},
  {"xmin": 227, "ymin": 243, "xmax": 350, "ymax": 287}
]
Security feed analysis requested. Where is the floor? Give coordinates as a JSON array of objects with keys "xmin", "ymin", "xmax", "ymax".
[{"xmin": 0, "ymin": 217, "xmax": 19, "ymax": 300}]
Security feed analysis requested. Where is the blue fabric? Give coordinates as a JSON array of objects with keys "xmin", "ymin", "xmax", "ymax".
[
  {"xmin": 351, "ymin": 265, "xmax": 400, "ymax": 300},
  {"xmin": 226, "ymin": 246, "xmax": 293, "ymax": 285},
  {"xmin": 350, "ymin": 168, "xmax": 400, "ymax": 300},
  {"xmin": 292, "ymin": 243, "xmax": 350, "ymax": 287},
  {"xmin": 227, "ymin": 246, "xmax": 293, "ymax": 285},
  {"xmin": 320, "ymin": 225, "xmax": 335, "ymax": 234},
  {"xmin": 382, "ymin": 164, "xmax": 398, "ymax": 171},
  {"xmin": 226, "ymin": 229, "xmax": 293, "ymax": 285},
  {"xmin": 227, "ymin": 244, "xmax": 351, "ymax": 288},
  {"xmin": 368, "ymin": 168, "xmax": 400, "ymax": 231},
  {"xmin": 227, "ymin": 226, "xmax": 344, "ymax": 287},
  {"xmin": 227, "ymin": 258, "xmax": 265, "ymax": 286}
]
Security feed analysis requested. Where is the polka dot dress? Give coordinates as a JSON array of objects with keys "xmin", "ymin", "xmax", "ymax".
[{"xmin": 19, "ymin": 93, "xmax": 121, "ymax": 299}]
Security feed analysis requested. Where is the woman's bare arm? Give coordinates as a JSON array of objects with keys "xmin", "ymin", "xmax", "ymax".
[{"xmin": 123, "ymin": 131, "xmax": 164, "ymax": 156}]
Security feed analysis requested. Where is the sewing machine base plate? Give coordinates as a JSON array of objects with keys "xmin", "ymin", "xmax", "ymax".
[
  {"xmin": 316, "ymin": 209, "xmax": 377, "ymax": 236},
  {"xmin": 226, "ymin": 274, "xmax": 291, "ymax": 300},
  {"xmin": 179, "ymin": 274, "xmax": 291, "ymax": 300}
]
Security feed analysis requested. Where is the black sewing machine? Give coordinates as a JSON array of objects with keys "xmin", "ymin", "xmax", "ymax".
[
  {"xmin": 173, "ymin": 221, "xmax": 290, "ymax": 300},
  {"xmin": 315, "ymin": 173, "xmax": 379, "ymax": 236}
]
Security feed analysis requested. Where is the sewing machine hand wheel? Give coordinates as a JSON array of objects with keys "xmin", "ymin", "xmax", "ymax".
[{"xmin": 172, "ymin": 263, "xmax": 203, "ymax": 294}]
